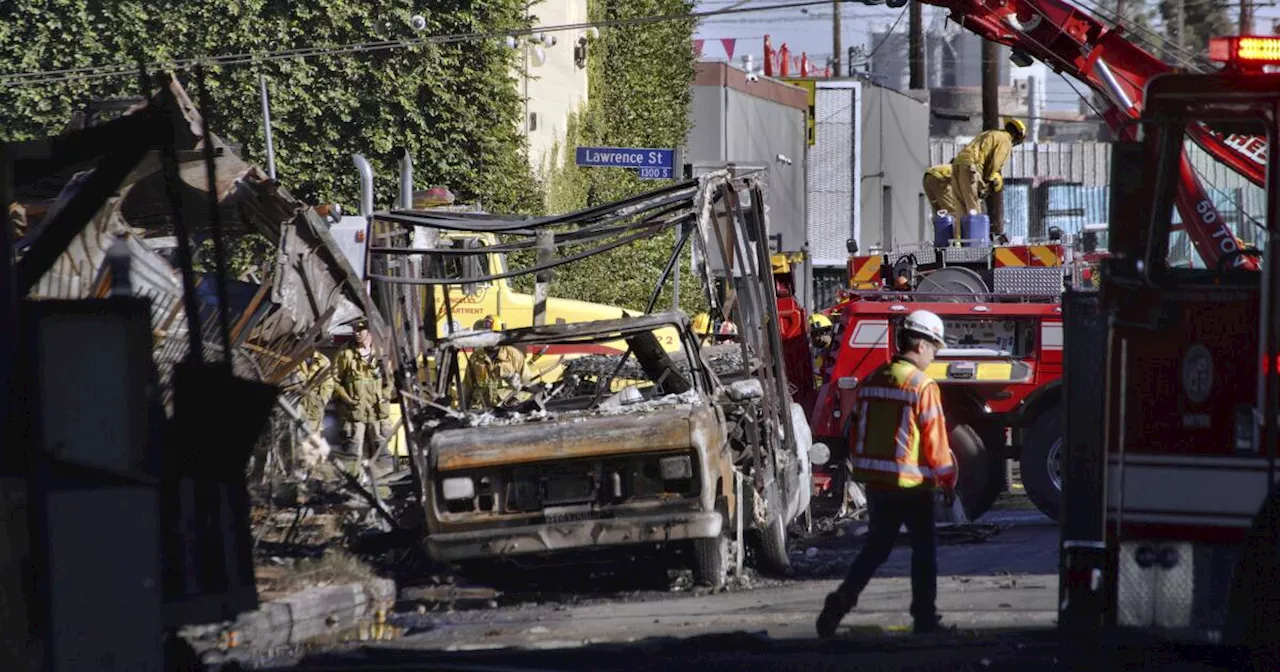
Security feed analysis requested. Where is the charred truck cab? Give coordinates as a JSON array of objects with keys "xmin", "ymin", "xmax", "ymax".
[
  {"xmin": 1060, "ymin": 37, "xmax": 1280, "ymax": 655},
  {"xmin": 368, "ymin": 173, "xmax": 812, "ymax": 590},
  {"xmin": 420, "ymin": 314, "xmax": 741, "ymax": 586}
]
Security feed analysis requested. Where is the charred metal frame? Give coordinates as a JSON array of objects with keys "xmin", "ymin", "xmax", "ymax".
[{"xmin": 364, "ymin": 171, "xmax": 803, "ymax": 531}]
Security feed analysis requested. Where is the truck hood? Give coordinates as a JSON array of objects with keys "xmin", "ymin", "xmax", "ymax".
[{"xmin": 432, "ymin": 405, "xmax": 706, "ymax": 471}]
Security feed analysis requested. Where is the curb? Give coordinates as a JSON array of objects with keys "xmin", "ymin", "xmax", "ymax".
[{"xmin": 183, "ymin": 578, "xmax": 396, "ymax": 657}]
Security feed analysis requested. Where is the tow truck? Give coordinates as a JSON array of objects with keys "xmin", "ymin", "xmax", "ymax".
[
  {"xmin": 801, "ymin": 0, "xmax": 1267, "ymax": 523},
  {"xmin": 1058, "ymin": 35, "xmax": 1279, "ymax": 660}
]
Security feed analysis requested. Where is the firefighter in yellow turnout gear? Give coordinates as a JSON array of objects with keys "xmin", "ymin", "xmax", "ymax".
[
  {"xmin": 922, "ymin": 164, "xmax": 962, "ymax": 221},
  {"xmin": 810, "ymin": 313, "xmax": 835, "ymax": 387},
  {"xmin": 333, "ymin": 318, "xmax": 394, "ymax": 462},
  {"xmin": 288, "ymin": 350, "xmax": 335, "ymax": 433},
  {"xmin": 951, "ymin": 118, "xmax": 1024, "ymax": 236},
  {"xmin": 463, "ymin": 315, "xmax": 529, "ymax": 409},
  {"xmin": 817, "ymin": 310, "xmax": 959, "ymax": 638}
]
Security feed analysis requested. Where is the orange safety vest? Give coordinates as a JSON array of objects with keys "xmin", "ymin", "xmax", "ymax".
[{"xmin": 848, "ymin": 357, "xmax": 958, "ymax": 490}]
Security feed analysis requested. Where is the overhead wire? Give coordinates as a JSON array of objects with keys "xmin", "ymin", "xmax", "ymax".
[{"xmin": 0, "ymin": 0, "xmax": 842, "ymax": 88}]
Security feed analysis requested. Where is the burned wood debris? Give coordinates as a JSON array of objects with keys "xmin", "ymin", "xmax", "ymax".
[
  {"xmin": 8, "ymin": 77, "xmax": 396, "ymax": 570},
  {"xmin": 12, "ymin": 77, "xmax": 374, "ymax": 418}
]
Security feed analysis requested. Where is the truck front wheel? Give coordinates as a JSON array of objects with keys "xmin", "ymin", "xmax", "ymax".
[
  {"xmin": 1020, "ymin": 405, "xmax": 1062, "ymax": 522},
  {"xmin": 692, "ymin": 533, "xmax": 730, "ymax": 589},
  {"xmin": 752, "ymin": 482, "xmax": 791, "ymax": 575},
  {"xmin": 950, "ymin": 423, "xmax": 1003, "ymax": 521}
]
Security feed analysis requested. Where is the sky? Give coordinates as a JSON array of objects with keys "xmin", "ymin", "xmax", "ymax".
[{"xmin": 692, "ymin": 0, "xmax": 1280, "ymax": 113}]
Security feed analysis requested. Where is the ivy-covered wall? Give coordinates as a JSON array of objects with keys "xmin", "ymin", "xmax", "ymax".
[
  {"xmin": 537, "ymin": 0, "xmax": 704, "ymax": 314},
  {"xmin": 1, "ymin": 0, "xmax": 541, "ymax": 222}
]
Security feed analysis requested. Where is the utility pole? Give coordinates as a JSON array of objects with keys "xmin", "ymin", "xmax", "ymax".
[
  {"xmin": 833, "ymin": 1, "xmax": 843, "ymax": 78},
  {"xmin": 1176, "ymin": 0, "xmax": 1185, "ymax": 49},
  {"xmin": 981, "ymin": 38, "xmax": 1004, "ymax": 237},
  {"xmin": 1116, "ymin": 0, "xmax": 1126, "ymax": 22},
  {"xmin": 909, "ymin": 0, "xmax": 925, "ymax": 89},
  {"xmin": 1241, "ymin": 0, "xmax": 1253, "ymax": 35}
]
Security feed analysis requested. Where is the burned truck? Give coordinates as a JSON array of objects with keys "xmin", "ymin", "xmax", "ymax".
[{"xmin": 363, "ymin": 172, "xmax": 812, "ymax": 587}]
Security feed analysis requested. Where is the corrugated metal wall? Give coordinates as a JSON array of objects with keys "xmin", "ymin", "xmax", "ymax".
[
  {"xmin": 929, "ymin": 140, "xmax": 1112, "ymax": 185},
  {"xmin": 928, "ymin": 138, "xmax": 1267, "ymax": 263},
  {"xmin": 809, "ymin": 85, "xmax": 860, "ymax": 268}
]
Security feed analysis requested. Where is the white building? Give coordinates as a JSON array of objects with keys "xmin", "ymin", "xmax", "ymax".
[{"xmin": 515, "ymin": 0, "xmax": 591, "ymax": 176}]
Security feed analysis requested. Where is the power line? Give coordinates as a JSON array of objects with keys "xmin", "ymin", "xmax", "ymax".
[{"xmin": 1, "ymin": 0, "xmax": 839, "ymax": 88}]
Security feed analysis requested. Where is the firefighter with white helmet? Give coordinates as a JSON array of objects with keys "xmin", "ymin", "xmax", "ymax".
[{"xmin": 817, "ymin": 308, "xmax": 958, "ymax": 638}]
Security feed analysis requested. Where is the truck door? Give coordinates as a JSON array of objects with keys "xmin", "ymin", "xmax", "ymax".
[{"xmin": 1100, "ymin": 87, "xmax": 1273, "ymax": 635}]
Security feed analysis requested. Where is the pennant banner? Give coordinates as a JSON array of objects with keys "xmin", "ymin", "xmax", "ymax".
[{"xmin": 720, "ymin": 38, "xmax": 737, "ymax": 62}]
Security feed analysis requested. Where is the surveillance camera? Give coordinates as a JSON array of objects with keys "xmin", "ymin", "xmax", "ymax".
[
  {"xmin": 542, "ymin": 34, "xmax": 558, "ymax": 47},
  {"xmin": 410, "ymin": 15, "xmax": 427, "ymax": 31},
  {"xmin": 745, "ymin": 72, "xmax": 759, "ymax": 82},
  {"xmin": 776, "ymin": 153, "xmax": 792, "ymax": 165},
  {"xmin": 505, "ymin": 35, "xmax": 518, "ymax": 49}
]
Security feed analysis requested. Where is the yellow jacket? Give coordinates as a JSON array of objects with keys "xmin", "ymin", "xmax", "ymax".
[
  {"xmin": 291, "ymin": 352, "xmax": 335, "ymax": 426},
  {"xmin": 924, "ymin": 164, "xmax": 952, "ymax": 180},
  {"xmin": 849, "ymin": 358, "xmax": 957, "ymax": 491},
  {"xmin": 463, "ymin": 346, "xmax": 529, "ymax": 409},
  {"xmin": 953, "ymin": 130, "xmax": 1014, "ymax": 182}
]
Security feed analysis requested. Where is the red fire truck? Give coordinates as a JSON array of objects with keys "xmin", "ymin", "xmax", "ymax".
[
  {"xmin": 811, "ymin": 238, "xmax": 1081, "ymax": 523},
  {"xmin": 1059, "ymin": 36, "xmax": 1279, "ymax": 658},
  {"xmin": 801, "ymin": 0, "xmax": 1267, "ymax": 525}
]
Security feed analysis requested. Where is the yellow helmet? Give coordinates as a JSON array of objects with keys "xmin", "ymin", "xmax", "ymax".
[
  {"xmin": 1004, "ymin": 118, "xmax": 1027, "ymax": 143},
  {"xmin": 809, "ymin": 313, "xmax": 833, "ymax": 330},
  {"xmin": 692, "ymin": 312, "xmax": 713, "ymax": 335},
  {"xmin": 476, "ymin": 315, "xmax": 506, "ymax": 332}
]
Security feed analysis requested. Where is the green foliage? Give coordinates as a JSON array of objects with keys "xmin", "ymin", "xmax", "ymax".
[
  {"xmin": 1155, "ymin": 0, "xmax": 1232, "ymax": 55},
  {"xmin": 2, "ymin": 0, "xmax": 542, "ymax": 276},
  {"xmin": 192, "ymin": 233, "xmax": 276, "ymax": 279},
  {"xmin": 531, "ymin": 0, "xmax": 705, "ymax": 314}
]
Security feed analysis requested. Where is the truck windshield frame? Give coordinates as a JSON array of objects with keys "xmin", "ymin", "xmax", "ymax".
[
  {"xmin": 434, "ymin": 313, "xmax": 708, "ymax": 415},
  {"xmin": 1143, "ymin": 113, "xmax": 1273, "ymax": 283}
]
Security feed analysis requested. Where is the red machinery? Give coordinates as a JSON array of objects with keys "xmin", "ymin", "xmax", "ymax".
[
  {"xmin": 811, "ymin": 239, "xmax": 1080, "ymax": 522},
  {"xmin": 1058, "ymin": 37, "xmax": 1279, "ymax": 657},
  {"xmin": 799, "ymin": 0, "xmax": 1274, "ymax": 524},
  {"xmin": 771, "ymin": 252, "xmax": 818, "ymax": 416}
]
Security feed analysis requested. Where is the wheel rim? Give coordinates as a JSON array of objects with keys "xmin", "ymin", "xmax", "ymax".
[{"xmin": 1047, "ymin": 438, "xmax": 1063, "ymax": 492}]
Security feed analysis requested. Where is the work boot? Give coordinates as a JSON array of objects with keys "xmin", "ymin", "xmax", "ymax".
[
  {"xmin": 913, "ymin": 613, "xmax": 944, "ymax": 634},
  {"xmin": 816, "ymin": 591, "xmax": 854, "ymax": 638}
]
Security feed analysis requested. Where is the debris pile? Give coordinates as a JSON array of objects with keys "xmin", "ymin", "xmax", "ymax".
[{"xmin": 10, "ymin": 77, "xmax": 408, "ymax": 626}]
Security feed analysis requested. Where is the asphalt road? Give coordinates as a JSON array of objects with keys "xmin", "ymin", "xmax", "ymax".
[
  {"xmin": 257, "ymin": 503, "xmax": 1094, "ymax": 670},
  {"xmin": 258, "ymin": 498, "xmax": 1252, "ymax": 671}
]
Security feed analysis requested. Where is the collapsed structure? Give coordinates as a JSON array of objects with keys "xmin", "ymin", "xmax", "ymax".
[{"xmin": 11, "ymin": 78, "xmax": 381, "ymax": 471}]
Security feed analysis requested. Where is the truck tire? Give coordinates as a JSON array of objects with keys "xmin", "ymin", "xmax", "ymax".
[
  {"xmin": 1021, "ymin": 405, "xmax": 1062, "ymax": 521},
  {"xmin": 950, "ymin": 422, "xmax": 1002, "ymax": 521},
  {"xmin": 692, "ymin": 534, "xmax": 730, "ymax": 589},
  {"xmin": 752, "ymin": 483, "xmax": 790, "ymax": 575}
]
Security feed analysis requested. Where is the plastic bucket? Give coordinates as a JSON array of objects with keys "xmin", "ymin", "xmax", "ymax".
[
  {"xmin": 932, "ymin": 211, "xmax": 955, "ymax": 247},
  {"xmin": 961, "ymin": 212, "xmax": 990, "ymax": 247}
]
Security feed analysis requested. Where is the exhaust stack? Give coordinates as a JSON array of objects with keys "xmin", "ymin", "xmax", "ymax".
[
  {"xmin": 398, "ymin": 149, "xmax": 414, "ymax": 210},
  {"xmin": 353, "ymin": 154, "xmax": 374, "ymax": 217}
]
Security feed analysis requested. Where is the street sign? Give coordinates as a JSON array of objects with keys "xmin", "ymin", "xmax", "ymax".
[{"xmin": 575, "ymin": 147, "xmax": 675, "ymax": 179}]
